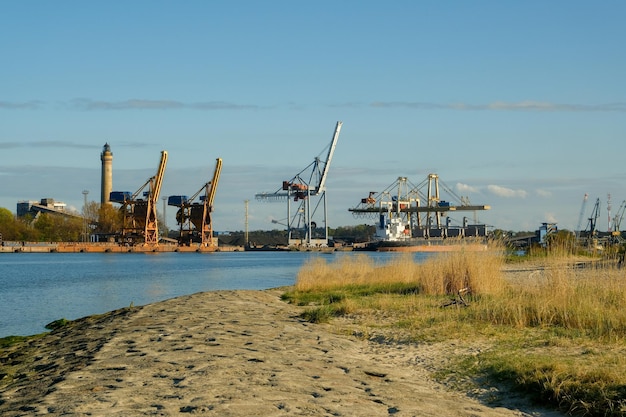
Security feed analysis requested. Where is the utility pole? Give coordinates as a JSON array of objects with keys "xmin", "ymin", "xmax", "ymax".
[
  {"xmin": 244, "ymin": 200, "xmax": 249, "ymax": 246},
  {"xmin": 82, "ymin": 190, "xmax": 89, "ymax": 242},
  {"xmin": 162, "ymin": 196, "xmax": 167, "ymax": 231},
  {"xmin": 606, "ymin": 194, "xmax": 613, "ymax": 233}
]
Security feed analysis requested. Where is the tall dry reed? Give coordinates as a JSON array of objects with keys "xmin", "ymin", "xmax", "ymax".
[
  {"xmin": 295, "ymin": 248, "xmax": 506, "ymax": 297},
  {"xmin": 473, "ymin": 260, "xmax": 626, "ymax": 338},
  {"xmin": 295, "ymin": 249, "xmax": 626, "ymax": 338}
]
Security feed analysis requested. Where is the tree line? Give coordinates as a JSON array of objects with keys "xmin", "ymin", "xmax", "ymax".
[
  {"xmin": 0, "ymin": 204, "xmax": 377, "ymax": 244},
  {"xmin": 0, "ymin": 203, "xmax": 123, "ymax": 242}
]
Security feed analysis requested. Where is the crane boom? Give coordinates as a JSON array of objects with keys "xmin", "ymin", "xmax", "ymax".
[
  {"xmin": 200, "ymin": 158, "xmax": 222, "ymax": 247},
  {"xmin": 152, "ymin": 151, "xmax": 168, "ymax": 203},
  {"xmin": 144, "ymin": 150, "xmax": 168, "ymax": 245},
  {"xmin": 207, "ymin": 158, "xmax": 222, "ymax": 207},
  {"xmin": 316, "ymin": 121, "xmax": 342, "ymax": 193}
]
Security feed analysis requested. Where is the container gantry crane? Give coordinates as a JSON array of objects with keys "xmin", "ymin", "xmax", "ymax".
[
  {"xmin": 349, "ymin": 174, "xmax": 490, "ymax": 241},
  {"xmin": 168, "ymin": 158, "xmax": 223, "ymax": 249},
  {"xmin": 255, "ymin": 121, "xmax": 342, "ymax": 247},
  {"xmin": 110, "ymin": 150, "xmax": 168, "ymax": 246}
]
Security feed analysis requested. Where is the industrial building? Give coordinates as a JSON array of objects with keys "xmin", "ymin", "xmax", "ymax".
[{"xmin": 16, "ymin": 198, "xmax": 78, "ymax": 219}]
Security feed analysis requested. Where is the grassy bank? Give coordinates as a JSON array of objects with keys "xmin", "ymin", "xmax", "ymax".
[{"xmin": 282, "ymin": 249, "xmax": 626, "ymax": 416}]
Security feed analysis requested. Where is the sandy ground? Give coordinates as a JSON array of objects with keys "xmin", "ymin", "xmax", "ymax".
[{"xmin": 0, "ymin": 288, "xmax": 564, "ymax": 417}]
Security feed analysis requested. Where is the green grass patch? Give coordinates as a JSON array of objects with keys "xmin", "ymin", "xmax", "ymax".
[
  {"xmin": 0, "ymin": 335, "xmax": 32, "ymax": 349},
  {"xmin": 300, "ymin": 304, "xmax": 350, "ymax": 323},
  {"xmin": 45, "ymin": 318, "xmax": 70, "ymax": 331}
]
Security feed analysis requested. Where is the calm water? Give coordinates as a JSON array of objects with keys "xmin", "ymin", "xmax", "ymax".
[{"xmin": 0, "ymin": 251, "xmax": 430, "ymax": 337}]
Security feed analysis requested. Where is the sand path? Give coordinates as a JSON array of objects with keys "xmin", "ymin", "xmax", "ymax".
[{"xmin": 1, "ymin": 289, "xmax": 561, "ymax": 416}]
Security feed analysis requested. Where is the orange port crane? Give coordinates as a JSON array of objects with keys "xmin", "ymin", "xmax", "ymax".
[
  {"xmin": 168, "ymin": 158, "xmax": 223, "ymax": 248},
  {"xmin": 255, "ymin": 121, "xmax": 342, "ymax": 247},
  {"xmin": 110, "ymin": 150, "xmax": 168, "ymax": 246}
]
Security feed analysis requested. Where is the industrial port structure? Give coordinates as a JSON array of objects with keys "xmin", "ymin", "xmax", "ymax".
[
  {"xmin": 7, "ymin": 122, "xmax": 625, "ymax": 254},
  {"xmin": 575, "ymin": 193, "xmax": 626, "ymax": 248},
  {"xmin": 255, "ymin": 121, "xmax": 342, "ymax": 248},
  {"xmin": 349, "ymin": 175, "xmax": 491, "ymax": 251},
  {"xmin": 7, "ymin": 121, "xmax": 343, "ymax": 252},
  {"xmin": 109, "ymin": 150, "xmax": 169, "ymax": 247},
  {"xmin": 7, "ymin": 143, "xmax": 225, "ymax": 253},
  {"xmin": 167, "ymin": 158, "xmax": 223, "ymax": 250}
]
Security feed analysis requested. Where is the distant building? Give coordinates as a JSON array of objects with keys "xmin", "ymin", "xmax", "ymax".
[
  {"xmin": 536, "ymin": 222, "xmax": 558, "ymax": 247},
  {"xmin": 17, "ymin": 198, "xmax": 75, "ymax": 218}
]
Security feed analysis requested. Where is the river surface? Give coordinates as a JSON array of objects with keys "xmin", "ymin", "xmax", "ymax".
[{"xmin": 0, "ymin": 251, "xmax": 430, "ymax": 337}]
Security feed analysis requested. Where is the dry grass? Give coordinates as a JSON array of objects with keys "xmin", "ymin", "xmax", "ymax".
[
  {"xmin": 283, "ymin": 248, "xmax": 626, "ymax": 416},
  {"xmin": 475, "ymin": 263, "xmax": 626, "ymax": 339},
  {"xmin": 296, "ymin": 249, "xmax": 506, "ymax": 296}
]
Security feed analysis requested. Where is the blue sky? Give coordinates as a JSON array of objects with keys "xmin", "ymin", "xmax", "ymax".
[{"xmin": 1, "ymin": 1, "xmax": 625, "ymax": 233}]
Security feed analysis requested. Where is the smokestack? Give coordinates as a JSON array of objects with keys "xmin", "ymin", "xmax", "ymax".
[{"xmin": 101, "ymin": 143, "xmax": 113, "ymax": 204}]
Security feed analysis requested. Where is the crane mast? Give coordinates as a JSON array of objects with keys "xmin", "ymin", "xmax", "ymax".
[{"xmin": 607, "ymin": 193, "xmax": 612, "ymax": 232}]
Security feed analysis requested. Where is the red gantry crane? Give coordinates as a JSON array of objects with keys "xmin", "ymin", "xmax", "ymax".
[
  {"xmin": 168, "ymin": 158, "xmax": 223, "ymax": 249},
  {"xmin": 110, "ymin": 150, "xmax": 168, "ymax": 247},
  {"xmin": 255, "ymin": 121, "xmax": 342, "ymax": 247}
]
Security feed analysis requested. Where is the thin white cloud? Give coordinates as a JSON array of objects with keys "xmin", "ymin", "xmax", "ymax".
[
  {"xmin": 544, "ymin": 213, "xmax": 558, "ymax": 224},
  {"xmin": 0, "ymin": 142, "xmax": 22, "ymax": 149},
  {"xmin": 0, "ymin": 100, "xmax": 43, "ymax": 109},
  {"xmin": 70, "ymin": 98, "xmax": 262, "ymax": 111},
  {"xmin": 3, "ymin": 99, "xmax": 624, "ymax": 113},
  {"xmin": 456, "ymin": 182, "xmax": 479, "ymax": 193},
  {"xmin": 0, "ymin": 140, "xmax": 151, "ymax": 150},
  {"xmin": 369, "ymin": 101, "xmax": 626, "ymax": 113},
  {"xmin": 536, "ymin": 189, "xmax": 552, "ymax": 198},
  {"xmin": 487, "ymin": 184, "xmax": 528, "ymax": 198},
  {"xmin": 0, "ymin": 140, "xmax": 94, "ymax": 149}
]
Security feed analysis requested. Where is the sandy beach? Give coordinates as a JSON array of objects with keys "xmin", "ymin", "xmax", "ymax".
[{"xmin": 0, "ymin": 287, "xmax": 563, "ymax": 416}]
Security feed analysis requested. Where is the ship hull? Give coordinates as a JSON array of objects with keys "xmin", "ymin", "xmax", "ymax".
[{"xmin": 362, "ymin": 239, "xmax": 488, "ymax": 252}]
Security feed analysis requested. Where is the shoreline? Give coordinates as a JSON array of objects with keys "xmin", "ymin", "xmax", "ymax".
[{"xmin": 0, "ymin": 287, "xmax": 564, "ymax": 416}]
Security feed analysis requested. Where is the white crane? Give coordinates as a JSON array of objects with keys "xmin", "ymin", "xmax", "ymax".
[
  {"xmin": 256, "ymin": 121, "xmax": 342, "ymax": 247},
  {"xmin": 575, "ymin": 193, "xmax": 588, "ymax": 239}
]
